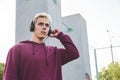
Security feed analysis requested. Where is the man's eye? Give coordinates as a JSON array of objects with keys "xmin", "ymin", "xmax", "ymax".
[
  {"xmin": 38, "ymin": 23, "xmax": 44, "ymax": 26},
  {"xmin": 45, "ymin": 24, "xmax": 49, "ymax": 27}
]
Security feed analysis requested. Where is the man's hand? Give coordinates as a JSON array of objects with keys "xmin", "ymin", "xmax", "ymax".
[{"xmin": 50, "ymin": 29, "xmax": 61, "ymax": 37}]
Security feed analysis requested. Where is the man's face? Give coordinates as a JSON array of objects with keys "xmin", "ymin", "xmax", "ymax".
[{"xmin": 34, "ymin": 17, "xmax": 50, "ymax": 39}]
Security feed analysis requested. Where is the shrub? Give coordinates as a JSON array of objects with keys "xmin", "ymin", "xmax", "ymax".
[{"xmin": 0, "ymin": 63, "xmax": 5, "ymax": 80}]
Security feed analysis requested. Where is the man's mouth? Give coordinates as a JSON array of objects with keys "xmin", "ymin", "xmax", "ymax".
[{"xmin": 41, "ymin": 31, "xmax": 46, "ymax": 35}]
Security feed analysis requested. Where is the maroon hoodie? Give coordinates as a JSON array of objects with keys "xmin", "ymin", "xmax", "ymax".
[{"xmin": 4, "ymin": 32, "xmax": 79, "ymax": 80}]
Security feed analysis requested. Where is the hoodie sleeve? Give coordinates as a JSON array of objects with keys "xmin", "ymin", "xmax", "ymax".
[
  {"xmin": 3, "ymin": 44, "xmax": 21, "ymax": 80},
  {"xmin": 56, "ymin": 32, "xmax": 80, "ymax": 65}
]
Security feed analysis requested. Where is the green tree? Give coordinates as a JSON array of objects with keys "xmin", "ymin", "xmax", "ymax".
[
  {"xmin": 0, "ymin": 63, "xmax": 5, "ymax": 80},
  {"xmin": 99, "ymin": 62, "xmax": 120, "ymax": 80}
]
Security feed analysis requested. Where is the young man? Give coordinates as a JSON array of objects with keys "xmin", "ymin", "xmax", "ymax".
[{"xmin": 3, "ymin": 12, "xmax": 80, "ymax": 80}]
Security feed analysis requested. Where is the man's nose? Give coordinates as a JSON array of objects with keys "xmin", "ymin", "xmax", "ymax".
[{"xmin": 42, "ymin": 25, "xmax": 47, "ymax": 30}]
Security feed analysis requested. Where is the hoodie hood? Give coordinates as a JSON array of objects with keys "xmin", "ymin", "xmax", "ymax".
[{"xmin": 20, "ymin": 40, "xmax": 48, "ymax": 66}]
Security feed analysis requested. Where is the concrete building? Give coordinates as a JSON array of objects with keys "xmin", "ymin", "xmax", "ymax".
[
  {"xmin": 61, "ymin": 14, "xmax": 91, "ymax": 80},
  {"xmin": 16, "ymin": 0, "xmax": 91, "ymax": 79}
]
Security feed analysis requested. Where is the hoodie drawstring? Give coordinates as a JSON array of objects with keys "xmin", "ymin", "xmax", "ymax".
[
  {"xmin": 44, "ymin": 46, "xmax": 48, "ymax": 66},
  {"xmin": 32, "ymin": 43, "xmax": 35, "ymax": 55},
  {"xmin": 31, "ymin": 43, "xmax": 48, "ymax": 66}
]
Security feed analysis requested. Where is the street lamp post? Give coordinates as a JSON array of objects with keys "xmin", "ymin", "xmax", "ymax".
[
  {"xmin": 110, "ymin": 44, "xmax": 114, "ymax": 63},
  {"xmin": 107, "ymin": 29, "xmax": 114, "ymax": 63}
]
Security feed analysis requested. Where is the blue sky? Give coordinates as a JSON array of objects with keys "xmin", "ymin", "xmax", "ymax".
[{"xmin": 0, "ymin": 0, "xmax": 120, "ymax": 79}]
